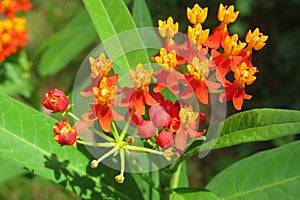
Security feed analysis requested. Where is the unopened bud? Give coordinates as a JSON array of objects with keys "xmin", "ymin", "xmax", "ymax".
[
  {"xmin": 115, "ymin": 175, "xmax": 125, "ymax": 183},
  {"xmin": 90, "ymin": 160, "xmax": 98, "ymax": 169}
]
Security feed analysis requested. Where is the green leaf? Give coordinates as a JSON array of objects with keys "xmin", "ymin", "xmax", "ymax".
[
  {"xmin": 206, "ymin": 140, "xmax": 300, "ymax": 200},
  {"xmin": 83, "ymin": 0, "xmax": 150, "ymax": 75},
  {"xmin": 168, "ymin": 109, "xmax": 300, "ymax": 172},
  {"xmin": 38, "ymin": 10, "xmax": 98, "ymax": 77},
  {"xmin": 200, "ymin": 109, "xmax": 300, "ymax": 151},
  {"xmin": 132, "ymin": 0, "xmax": 153, "ymax": 27},
  {"xmin": 0, "ymin": 93, "xmax": 144, "ymax": 199},
  {"xmin": 171, "ymin": 188, "xmax": 221, "ymax": 200},
  {"xmin": 0, "ymin": 158, "xmax": 25, "ymax": 183}
]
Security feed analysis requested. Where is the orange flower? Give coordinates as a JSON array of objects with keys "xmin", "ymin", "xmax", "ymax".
[
  {"xmin": 182, "ymin": 57, "xmax": 220, "ymax": 104},
  {"xmin": 186, "ymin": 4, "xmax": 208, "ymax": 25},
  {"xmin": 0, "ymin": 0, "xmax": 32, "ymax": 18},
  {"xmin": 53, "ymin": 119, "xmax": 78, "ymax": 146},
  {"xmin": 212, "ymin": 34, "xmax": 246, "ymax": 78},
  {"xmin": 79, "ymin": 75, "xmax": 121, "ymax": 132},
  {"xmin": 158, "ymin": 17, "xmax": 178, "ymax": 39},
  {"xmin": 219, "ymin": 62, "xmax": 258, "ymax": 110},
  {"xmin": 119, "ymin": 63, "xmax": 158, "ymax": 115},
  {"xmin": 175, "ymin": 106, "xmax": 206, "ymax": 152},
  {"xmin": 81, "ymin": 53, "xmax": 113, "ymax": 97},
  {"xmin": 204, "ymin": 4, "xmax": 239, "ymax": 49},
  {"xmin": 153, "ymin": 48, "xmax": 186, "ymax": 94}
]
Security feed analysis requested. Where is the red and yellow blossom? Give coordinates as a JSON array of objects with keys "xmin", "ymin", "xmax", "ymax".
[
  {"xmin": 119, "ymin": 63, "xmax": 158, "ymax": 115},
  {"xmin": 158, "ymin": 17, "xmax": 178, "ymax": 39},
  {"xmin": 153, "ymin": 48, "xmax": 186, "ymax": 94},
  {"xmin": 80, "ymin": 75, "xmax": 122, "ymax": 133},
  {"xmin": 239, "ymin": 28, "xmax": 268, "ymax": 67},
  {"xmin": 219, "ymin": 62, "xmax": 258, "ymax": 110},
  {"xmin": 81, "ymin": 53, "xmax": 113, "ymax": 97},
  {"xmin": 204, "ymin": 4, "xmax": 239, "ymax": 49},
  {"xmin": 212, "ymin": 34, "xmax": 246, "ymax": 78},
  {"xmin": 43, "ymin": 88, "xmax": 69, "ymax": 113},
  {"xmin": 187, "ymin": 23, "xmax": 209, "ymax": 47},
  {"xmin": 0, "ymin": 16, "xmax": 28, "ymax": 61},
  {"xmin": 0, "ymin": 0, "xmax": 32, "ymax": 18},
  {"xmin": 53, "ymin": 119, "xmax": 78, "ymax": 146},
  {"xmin": 182, "ymin": 57, "xmax": 220, "ymax": 104},
  {"xmin": 186, "ymin": 4, "xmax": 208, "ymax": 25},
  {"xmin": 175, "ymin": 106, "xmax": 206, "ymax": 152}
]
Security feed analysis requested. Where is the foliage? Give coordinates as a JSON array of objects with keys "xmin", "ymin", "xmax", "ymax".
[{"xmin": 0, "ymin": 0, "xmax": 299, "ymax": 199}]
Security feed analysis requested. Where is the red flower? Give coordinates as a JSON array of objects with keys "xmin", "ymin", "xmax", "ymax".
[
  {"xmin": 78, "ymin": 75, "xmax": 122, "ymax": 133},
  {"xmin": 53, "ymin": 119, "xmax": 78, "ymax": 146},
  {"xmin": 182, "ymin": 57, "xmax": 220, "ymax": 104},
  {"xmin": 219, "ymin": 62, "xmax": 258, "ymax": 110},
  {"xmin": 43, "ymin": 89, "xmax": 69, "ymax": 112},
  {"xmin": 119, "ymin": 63, "xmax": 158, "ymax": 115},
  {"xmin": 0, "ymin": 0, "xmax": 32, "ymax": 18},
  {"xmin": 138, "ymin": 120, "xmax": 156, "ymax": 139},
  {"xmin": 156, "ymin": 130, "xmax": 174, "ymax": 148}
]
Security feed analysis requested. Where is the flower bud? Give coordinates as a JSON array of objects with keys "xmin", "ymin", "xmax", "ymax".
[
  {"xmin": 199, "ymin": 112, "xmax": 206, "ymax": 125},
  {"xmin": 156, "ymin": 130, "xmax": 174, "ymax": 148},
  {"xmin": 149, "ymin": 105, "xmax": 171, "ymax": 128},
  {"xmin": 43, "ymin": 89, "xmax": 69, "ymax": 112},
  {"xmin": 115, "ymin": 175, "xmax": 125, "ymax": 183},
  {"xmin": 138, "ymin": 120, "xmax": 156, "ymax": 139},
  {"xmin": 151, "ymin": 92, "xmax": 164, "ymax": 104},
  {"xmin": 53, "ymin": 119, "xmax": 78, "ymax": 146},
  {"xmin": 125, "ymin": 108, "xmax": 143, "ymax": 127}
]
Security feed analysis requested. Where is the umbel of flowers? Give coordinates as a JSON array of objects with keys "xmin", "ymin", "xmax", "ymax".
[
  {"xmin": 43, "ymin": 3, "xmax": 267, "ymax": 183},
  {"xmin": 0, "ymin": 0, "xmax": 32, "ymax": 61}
]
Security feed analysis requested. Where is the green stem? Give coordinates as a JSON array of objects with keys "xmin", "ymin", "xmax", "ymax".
[
  {"xmin": 111, "ymin": 121, "xmax": 121, "ymax": 143},
  {"xmin": 124, "ymin": 150, "xmax": 161, "ymax": 192},
  {"xmin": 125, "ymin": 145, "xmax": 163, "ymax": 155},
  {"xmin": 159, "ymin": 169, "xmax": 172, "ymax": 200},
  {"xmin": 119, "ymin": 108, "xmax": 134, "ymax": 141},
  {"xmin": 171, "ymin": 162, "xmax": 182, "ymax": 189},
  {"xmin": 76, "ymin": 140, "xmax": 117, "ymax": 147}
]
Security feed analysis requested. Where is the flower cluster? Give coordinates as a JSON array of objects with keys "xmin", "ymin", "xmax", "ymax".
[
  {"xmin": 0, "ymin": 0, "xmax": 32, "ymax": 61},
  {"xmin": 43, "ymin": 3, "xmax": 267, "ymax": 183}
]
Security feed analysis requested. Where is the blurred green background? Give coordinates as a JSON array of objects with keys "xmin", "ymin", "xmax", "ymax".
[{"xmin": 1, "ymin": 0, "xmax": 299, "ymax": 199}]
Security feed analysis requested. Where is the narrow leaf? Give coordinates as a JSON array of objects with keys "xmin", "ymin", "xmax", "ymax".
[
  {"xmin": 171, "ymin": 188, "xmax": 221, "ymax": 200},
  {"xmin": 83, "ymin": 0, "xmax": 150, "ymax": 75},
  {"xmin": 206, "ymin": 140, "xmax": 300, "ymax": 200},
  {"xmin": 132, "ymin": 0, "xmax": 153, "ymax": 27},
  {"xmin": 38, "ymin": 10, "xmax": 98, "ymax": 77}
]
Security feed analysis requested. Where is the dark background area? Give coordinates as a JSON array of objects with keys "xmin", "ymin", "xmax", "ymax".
[{"xmin": 1, "ymin": 0, "xmax": 299, "ymax": 199}]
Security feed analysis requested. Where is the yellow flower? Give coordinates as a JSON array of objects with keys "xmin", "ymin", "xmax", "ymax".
[
  {"xmin": 187, "ymin": 57, "xmax": 209, "ymax": 82},
  {"xmin": 12, "ymin": 17, "xmax": 26, "ymax": 34},
  {"xmin": 234, "ymin": 62, "xmax": 258, "ymax": 88},
  {"xmin": 223, "ymin": 34, "xmax": 246, "ymax": 58},
  {"xmin": 217, "ymin": 4, "xmax": 239, "ymax": 24},
  {"xmin": 187, "ymin": 23, "xmax": 209, "ymax": 46},
  {"xmin": 155, "ymin": 48, "xmax": 177, "ymax": 70},
  {"xmin": 245, "ymin": 28, "xmax": 268, "ymax": 50},
  {"xmin": 179, "ymin": 106, "xmax": 198, "ymax": 129},
  {"xmin": 158, "ymin": 17, "xmax": 178, "ymax": 38},
  {"xmin": 129, "ymin": 63, "xmax": 153, "ymax": 89},
  {"xmin": 187, "ymin": 4, "xmax": 208, "ymax": 25}
]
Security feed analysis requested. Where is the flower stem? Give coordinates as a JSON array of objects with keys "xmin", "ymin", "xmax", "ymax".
[
  {"xmin": 159, "ymin": 169, "xmax": 172, "ymax": 200},
  {"xmin": 124, "ymin": 145, "xmax": 163, "ymax": 156},
  {"xmin": 77, "ymin": 140, "xmax": 117, "ymax": 148},
  {"xmin": 119, "ymin": 108, "xmax": 134, "ymax": 141},
  {"xmin": 97, "ymin": 146, "xmax": 119, "ymax": 163},
  {"xmin": 124, "ymin": 150, "xmax": 161, "ymax": 192},
  {"xmin": 111, "ymin": 121, "xmax": 121, "ymax": 143}
]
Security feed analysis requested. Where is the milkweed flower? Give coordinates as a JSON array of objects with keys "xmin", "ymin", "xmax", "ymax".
[
  {"xmin": 219, "ymin": 62, "xmax": 258, "ymax": 110},
  {"xmin": 175, "ymin": 106, "xmax": 206, "ymax": 153},
  {"xmin": 119, "ymin": 63, "xmax": 158, "ymax": 115},
  {"xmin": 0, "ymin": 0, "xmax": 32, "ymax": 18},
  {"xmin": 204, "ymin": 4, "xmax": 239, "ymax": 49},
  {"xmin": 43, "ymin": 88, "xmax": 69, "ymax": 113},
  {"xmin": 187, "ymin": 4, "xmax": 208, "ymax": 25},
  {"xmin": 53, "ymin": 119, "xmax": 78, "ymax": 146}
]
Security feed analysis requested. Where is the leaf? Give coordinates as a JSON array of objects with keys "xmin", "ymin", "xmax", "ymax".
[
  {"xmin": 0, "ymin": 158, "xmax": 25, "ymax": 183},
  {"xmin": 132, "ymin": 0, "xmax": 153, "ymax": 27},
  {"xmin": 171, "ymin": 188, "xmax": 221, "ymax": 200},
  {"xmin": 83, "ymin": 0, "xmax": 150, "ymax": 76},
  {"xmin": 206, "ymin": 140, "xmax": 300, "ymax": 200},
  {"xmin": 168, "ymin": 109, "xmax": 300, "ymax": 172},
  {"xmin": 200, "ymin": 109, "xmax": 300, "ymax": 151},
  {"xmin": 0, "ymin": 93, "xmax": 144, "ymax": 199},
  {"xmin": 38, "ymin": 10, "xmax": 98, "ymax": 77}
]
